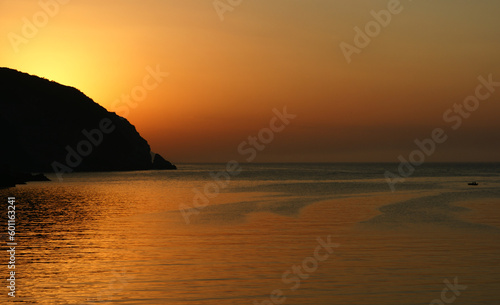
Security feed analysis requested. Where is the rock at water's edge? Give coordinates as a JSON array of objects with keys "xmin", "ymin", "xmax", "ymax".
[{"xmin": 152, "ymin": 154, "xmax": 177, "ymax": 170}]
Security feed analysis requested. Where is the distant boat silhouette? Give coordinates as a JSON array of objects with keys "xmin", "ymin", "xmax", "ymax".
[{"xmin": 468, "ymin": 182, "xmax": 478, "ymax": 186}]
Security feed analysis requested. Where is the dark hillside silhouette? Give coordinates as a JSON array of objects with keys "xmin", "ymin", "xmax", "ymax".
[{"xmin": 0, "ymin": 67, "xmax": 175, "ymax": 186}]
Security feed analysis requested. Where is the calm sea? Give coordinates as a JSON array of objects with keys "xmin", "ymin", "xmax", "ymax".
[{"xmin": 1, "ymin": 163, "xmax": 499, "ymax": 304}]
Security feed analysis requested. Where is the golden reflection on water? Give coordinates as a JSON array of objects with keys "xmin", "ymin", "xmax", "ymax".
[{"xmin": 0, "ymin": 174, "xmax": 499, "ymax": 304}]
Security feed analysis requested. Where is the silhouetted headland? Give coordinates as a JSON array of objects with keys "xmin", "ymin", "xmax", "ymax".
[
  {"xmin": 0, "ymin": 165, "xmax": 50, "ymax": 188},
  {"xmin": 0, "ymin": 67, "xmax": 176, "ymax": 187}
]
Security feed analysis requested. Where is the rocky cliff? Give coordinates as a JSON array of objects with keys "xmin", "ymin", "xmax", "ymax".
[{"xmin": 0, "ymin": 67, "xmax": 176, "ymax": 182}]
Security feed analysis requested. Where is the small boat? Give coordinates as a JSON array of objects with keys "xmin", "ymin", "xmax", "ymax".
[{"xmin": 468, "ymin": 182, "xmax": 478, "ymax": 186}]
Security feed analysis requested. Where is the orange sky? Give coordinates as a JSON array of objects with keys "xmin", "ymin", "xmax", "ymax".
[{"xmin": 2, "ymin": 0, "xmax": 500, "ymax": 162}]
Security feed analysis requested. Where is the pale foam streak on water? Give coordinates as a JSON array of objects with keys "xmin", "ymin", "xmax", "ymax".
[{"xmin": 0, "ymin": 163, "xmax": 499, "ymax": 304}]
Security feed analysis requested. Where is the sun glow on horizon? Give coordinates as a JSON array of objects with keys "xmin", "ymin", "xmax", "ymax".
[{"xmin": 2, "ymin": 0, "xmax": 500, "ymax": 162}]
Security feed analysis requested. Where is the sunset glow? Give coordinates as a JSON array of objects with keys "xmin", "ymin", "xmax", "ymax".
[{"xmin": 2, "ymin": 0, "xmax": 500, "ymax": 162}]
